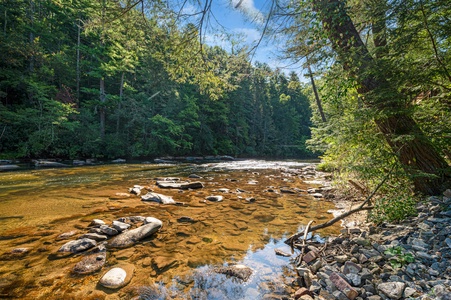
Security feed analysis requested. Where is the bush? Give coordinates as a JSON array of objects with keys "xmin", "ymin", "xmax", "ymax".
[{"xmin": 369, "ymin": 194, "xmax": 417, "ymax": 224}]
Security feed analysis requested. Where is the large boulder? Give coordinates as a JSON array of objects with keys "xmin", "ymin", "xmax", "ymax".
[{"xmin": 108, "ymin": 218, "xmax": 163, "ymax": 248}]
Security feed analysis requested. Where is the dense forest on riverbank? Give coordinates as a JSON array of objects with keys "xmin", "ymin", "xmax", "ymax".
[
  {"xmin": 0, "ymin": 0, "xmax": 313, "ymax": 160},
  {"xmin": 1, "ymin": 0, "xmax": 451, "ymax": 198}
]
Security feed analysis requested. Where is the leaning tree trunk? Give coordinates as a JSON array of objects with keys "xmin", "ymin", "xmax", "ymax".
[{"xmin": 313, "ymin": 0, "xmax": 450, "ymax": 195}]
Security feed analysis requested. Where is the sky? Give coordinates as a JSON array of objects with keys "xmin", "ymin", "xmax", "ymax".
[{"xmin": 179, "ymin": 0, "xmax": 303, "ymax": 75}]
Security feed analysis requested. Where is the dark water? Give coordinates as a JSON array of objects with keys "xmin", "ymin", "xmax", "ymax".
[{"xmin": 0, "ymin": 160, "xmax": 339, "ymax": 299}]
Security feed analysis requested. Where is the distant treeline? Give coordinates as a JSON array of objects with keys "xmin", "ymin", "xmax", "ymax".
[{"xmin": 0, "ymin": 0, "xmax": 313, "ymax": 160}]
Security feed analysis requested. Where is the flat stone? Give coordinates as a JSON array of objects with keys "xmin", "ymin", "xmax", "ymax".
[
  {"xmin": 377, "ymin": 282, "xmax": 405, "ymax": 300},
  {"xmin": 329, "ymin": 272, "xmax": 359, "ymax": 300},
  {"xmin": 57, "ymin": 230, "xmax": 78, "ymax": 240},
  {"xmin": 112, "ymin": 220, "xmax": 131, "ymax": 232},
  {"xmin": 58, "ymin": 238, "xmax": 97, "ymax": 254},
  {"xmin": 99, "ymin": 225, "xmax": 119, "ymax": 236},
  {"xmin": 109, "ymin": 218, "xmax": 162, "ymax": 248},
  {"xmin": 141, "ymin": 192, "xmax": 176, "ymax": 204},
  {"xmin": 303, "ymin": 251, "xmax": 318, "ymax": 264},
  {"xmin": 343, "ymin": 261, "xmax": 362, "ymax": 274},
  {"xmin": 214, "ymin": 264, "xmax": 253, "ymax": 282},
  {"xmin": 294, "ymin": 287, "xmax": 313, "ymax": 299},
  {"xmin": 73, "ymin": 249, "xmax": 107, "ymax": 274},
  {"xmin": 156, "ymin": 181, "xmax": 203, "ymax": 189},
  {"xmin": 99, "ymin": 264, "xmax": 134, "ymax": 289},
  {"xmin": 89, "ymin": 219, "xmax": 105, "ymax": 227},
  {"xmin": 78, "ymin": 233, "xmax": 108, "ymax": 241}
]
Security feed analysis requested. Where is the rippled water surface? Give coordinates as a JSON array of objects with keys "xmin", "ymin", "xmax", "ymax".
[{"xmin": 0, "ymin": 160, "xmax": 340, "ymax": 299}]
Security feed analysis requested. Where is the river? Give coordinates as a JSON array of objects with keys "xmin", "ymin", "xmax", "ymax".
[{"xmin": 0, "ymin": 160, "xmax": 340, "ymax": 299}]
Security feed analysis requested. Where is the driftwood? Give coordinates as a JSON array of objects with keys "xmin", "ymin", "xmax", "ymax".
[{"xmin": 285, "ymin": 166, "xmax": 393, "ymax": 245}]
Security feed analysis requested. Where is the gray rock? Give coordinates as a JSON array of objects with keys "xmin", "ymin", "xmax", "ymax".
[
  {"xmin": 99, "ymin": 264, "xmax": 134, "ymax": 289},
  {"xmin": 214, "ymin": 264, "xmax": 253, "ymax": 281},
  {"xmin": 346, "ymin": 273, "xmax": 362, "ymax": 287},
  {"xmin": 109, "ymin": 218, "xmax": 162, "ymax": 248},
  {"xmin": 58, "ymin": 238, "xmax": 97, "ymax": 254},
  {"xmin": 156, "ymin": 181, "xmax": 203, "ymax": 189},
  {"xmin": 332, "ymin": 290, "xmax": 349, "ymax": 300},
  {"xmin": 141, "ymin": 192, "xmax": 176, "ymax": 204},
  {"xmin": 73, "ymin": 248, "xmax": 107, "ymax": 274},
  {"xmin": 129, "ymin": 186, "xmax": 143, "ymax": 195},
  {"xmin": 377, "ymin": 282, "xmax": 405, "ymax": 300},
  {"xmin": 343, "ymin": 261, "xmax": 362, "ymax": 274},
  {"xmin": 112, "ymin": 220, "xmax": 131, "ymax": 232},
  {"xmin": 57, "ymin": 230, "xmax": 78, "ymax": 240},
  {"xmin": 89, "ymin": 219, "xmax": 105, "ymax": 227},
  {"xmin": 206, "ymin": 195, "xmax": 223, "ymax": 202},
  {"xmin": 403, "ymin": 287, "xmax": 417, "ymax": 298},
  {"xmin": 78, "ymin": 233, "xmax": 108, "ymax": 241},
  {"xmin": 100, "ymin": 225, "xmax": 119, "ymax": 236}
]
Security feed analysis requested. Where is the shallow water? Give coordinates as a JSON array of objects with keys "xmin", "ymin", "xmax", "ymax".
[{"xmin": 0, "ymin": 160, "xmax": 340, "ymax": 299}]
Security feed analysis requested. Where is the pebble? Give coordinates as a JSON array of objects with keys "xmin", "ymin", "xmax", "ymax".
[{"xmin": 289, "ymin": 189, "xmax": 451, "ymax": 300}]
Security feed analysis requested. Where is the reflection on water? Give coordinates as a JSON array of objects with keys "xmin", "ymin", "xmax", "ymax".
[{"xmin": 0, "ymin": 160, "xmax": 339, "ymax": 299}]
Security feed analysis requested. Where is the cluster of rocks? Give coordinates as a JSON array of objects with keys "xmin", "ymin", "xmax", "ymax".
[
  {"xmin": 56, "ymin": 216, "xmax": 163, "ymax": 289},
  {"xmin": 289, "ymin": 189, "xmax": 451, "ymax": 300}
]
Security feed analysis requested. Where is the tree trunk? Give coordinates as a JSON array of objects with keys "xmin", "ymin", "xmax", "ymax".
[
  {"xmin": 313, "ymin": 0, "xmax": 450, "ymax": 195},
  {"xmin": 307, "ymin": 63, "xmax": 326, "ymax": 122},
  {"xmin": 99, "ymin": 77, "xmax": 106, "ymax": 140},
  {"xmin": 76, "ymin": 19, "xmax": 81, "ymax": 104},
  {"xmin": 116, "ymin": 72, "xmax": 125, "ymax": 134}
]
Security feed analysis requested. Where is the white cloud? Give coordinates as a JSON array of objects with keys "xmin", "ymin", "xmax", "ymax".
[
  {"xmin": 233, "ymin": 27, "xmax": 262, "ymax": 44},
  {"xmin": 230, "ymin": 0, "xmax": 265, "ymax": 24}
]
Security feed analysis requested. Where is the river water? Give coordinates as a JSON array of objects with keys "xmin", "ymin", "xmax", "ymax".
[{"xmin": 0, "ymin": 160, "xmax": 340, "ymax": 299}]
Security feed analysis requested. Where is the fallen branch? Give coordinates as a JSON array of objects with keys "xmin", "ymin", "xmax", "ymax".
[{"xmin": 285, "ymin": 164, "xmax": 395, "ymax": 245}]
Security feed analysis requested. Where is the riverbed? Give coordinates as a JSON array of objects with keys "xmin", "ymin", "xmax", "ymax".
[{"xmin": 0, "ymin": 160, "xmax": 340, "ymax": 299}]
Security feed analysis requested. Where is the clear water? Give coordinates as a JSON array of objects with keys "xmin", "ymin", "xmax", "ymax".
[{"xmin": 0, "ymin": 160, "xmax": 339, "ymax": 299}]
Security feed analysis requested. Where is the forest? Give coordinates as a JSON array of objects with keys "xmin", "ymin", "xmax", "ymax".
[
  {"xmin": 1, "ymin": 0, "xmax": 451, "ymax": 199},
  {"xmin": 0, "ymin": 0, "xmax": 313, "ymax": 160}
]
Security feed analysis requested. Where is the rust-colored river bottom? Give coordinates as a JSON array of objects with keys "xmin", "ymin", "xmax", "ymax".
[{"xmin": 0, "ymin": 161, "xmax": 340, "ymax": 299}]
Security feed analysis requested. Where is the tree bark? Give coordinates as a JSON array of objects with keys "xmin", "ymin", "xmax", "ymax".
[
  {"xmin": 313, "ymin": 0, "xmax": 450, "ymax": 195},
  {"xmin": 307, "ymin": 63, "xmax": 326, "ymax": 122}
]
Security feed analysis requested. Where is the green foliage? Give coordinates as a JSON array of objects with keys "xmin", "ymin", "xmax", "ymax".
[
  {"xmin": 0, "ymin": 0, "xmax": 314, "ymax": 160},
  {"xmin": 384, "ymin": 246, "xmax": 415, "ymax": 269},
  {"xmin": 370, "ymin": 195, "xmax": 418, "ymax": 224}
]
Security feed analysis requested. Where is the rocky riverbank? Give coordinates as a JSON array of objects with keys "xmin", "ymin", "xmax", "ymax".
[{"xmin": 288, "ymin": 189, "xmax": 451, "ymax": 300}]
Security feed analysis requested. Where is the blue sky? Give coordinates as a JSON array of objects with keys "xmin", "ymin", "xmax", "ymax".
[
  {"xmin": 208, "ymin": 0, "xmax": 280, "ymax": 67},
  {"xmin": 176, "ymin": 0, "xmax": 304, "ymax": 76}
]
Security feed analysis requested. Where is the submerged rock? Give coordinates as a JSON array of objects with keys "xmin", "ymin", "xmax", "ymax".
[
  {"xmin": 72, "ymin": 246, "xmax": 107, "ymax": 275},
  {"xmin": 214, "ymin": 264, "xmax": 253, "ymax": 282},
  {"xmin": 108, "ymin": 218, "xmax": 163, "ymax": 248}
]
